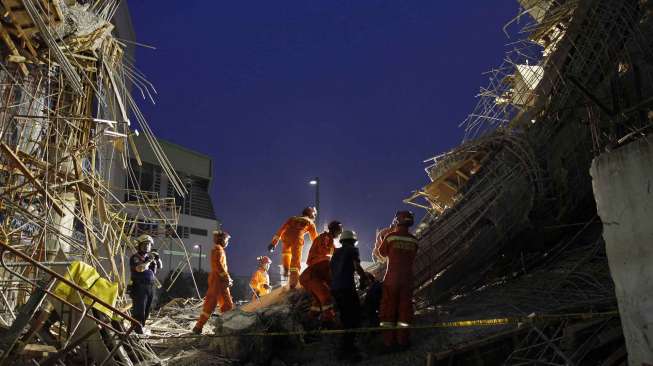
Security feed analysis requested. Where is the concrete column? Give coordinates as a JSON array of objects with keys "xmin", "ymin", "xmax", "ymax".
[{"xmin": 590, "ymin": 136, "xmax": 653, "ymax": 365}]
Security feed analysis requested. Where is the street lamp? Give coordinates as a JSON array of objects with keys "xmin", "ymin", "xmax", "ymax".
[
  {"xmin": 309, "ymin": 177, "xmax": 319, "ymax": 228},
  {"xmin": 193, "ymin": 244, "xmax": 202, "ymax": 273}
]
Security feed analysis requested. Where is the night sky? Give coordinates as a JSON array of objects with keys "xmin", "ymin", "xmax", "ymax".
[{"xmin": 128, "ymin": 1, "xmax": 518, "ymax": 275}]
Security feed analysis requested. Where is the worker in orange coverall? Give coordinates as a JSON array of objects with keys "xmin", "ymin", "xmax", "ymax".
[
  {"xmin": 299, "ymin": 220, "xmax": 343, "ymax": 322},
  {"xmin": 268, "ymin": 207, "xmax": 318, "ymax": 289},
  {"xmin": 379, "ymin": 211, "xmax": 419, "ymax": 350},
  {"xmin": 192, "ymin": 231, "xmax": 234, "ymax": 334},
  {"xmin": 250, "ymin": 256, "xmax": 272, "ymax": 300}
]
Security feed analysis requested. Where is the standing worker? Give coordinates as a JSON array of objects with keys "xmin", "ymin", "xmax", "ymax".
[
  {"xmin": 129, "ymin": 234, "xmax": 163, "ymax": 334},
  {"xmin": 250, "ymin": 256, "xmax": 272, "ymax": 300},
  {"xmin": 299, "ymin": 220, "xmax": 343, "ymax": 322},
  {"xmin": 330, "ymin": 230, "xmax": 371, "ymax": 362},
  {"xmin": 268, "ymin": 207, "xmax": 318, "ymax": 289},
  {"xmin": 378, "ymin": 211, "xmax": 418, "ymax": 351},
  {"xmin": 193, "ymin": 231, "xmax": 234, "ymax": 334}
]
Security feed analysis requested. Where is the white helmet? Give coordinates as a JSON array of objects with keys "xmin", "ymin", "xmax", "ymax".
[
  {"xmin": 136, "ymin": 234, "xmax": 154, "ymax": 247},
  {"xmin": 339, "ymin": 230, "xmax": 358, "ymax": 244}
]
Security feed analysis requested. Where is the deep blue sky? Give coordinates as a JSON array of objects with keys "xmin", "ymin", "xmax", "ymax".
[{"xmin": 129, "ymin": 1, "xmax": 517, "ymax": 275}]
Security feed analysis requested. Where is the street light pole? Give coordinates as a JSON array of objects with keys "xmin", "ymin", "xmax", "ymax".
[
  {"xmin": 194, "ymin": 244, "xmax": 202, "ymax": 272},
  {"xmin": 309, "ymin": 177, "xmax": 320, "ymax": 229}
]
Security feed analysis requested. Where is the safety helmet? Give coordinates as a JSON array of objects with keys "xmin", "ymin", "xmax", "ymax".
[
  {"xmin": 136, "ymin": 234, "xmax": 154, "ymax": 247},
  {"xmin": 327, "ymin": 221, "xmax": 343, "ymax": 233},
  {"xmin": 394, "ymin": 210, "xmax": 415, "ymax": 227},
  {"xmin": 339, "ymin": 230, "xmax": 358, "ymax": 244},
  {"xmin": 302, "ymin": 206, "xmax": 317, "ymax": 218},
  {"xmin": 257, "ymin": 256, "xmax": 272, "ymax": 265}
]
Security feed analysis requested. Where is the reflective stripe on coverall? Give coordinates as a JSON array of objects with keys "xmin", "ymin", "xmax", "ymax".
[
  {"xmin": 271, "ymin": 216, "xmax": 318, "ymax": 287},
  {"xmin": 379, "ymin": 232, "xmax": 418, "ymax": 346},
  {"xmin": 195, "ymin": 244, "xmax": 234, "ymax": 329},
  {"xmin": 250, "ymin": 267, "xmax": 270, "ymax": 300},
  {"xmin": 300, "ymin": 232, "xmax": 335, "ymax": 315}
]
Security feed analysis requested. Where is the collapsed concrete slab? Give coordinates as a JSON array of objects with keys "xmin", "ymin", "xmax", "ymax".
[
  {"xmin": 208, "ymin": 289, "xmax": 312, "ymax": 364},
  {"xmin": 591, "ymin": 135, "xmax": 653, "ymax": 366}
]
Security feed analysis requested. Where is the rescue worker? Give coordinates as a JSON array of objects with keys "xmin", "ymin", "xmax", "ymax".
[
  {"xmin": 299, "ymin": 220, "xmax": 343, "ymax": 322},
  {"xmin": 330, "ymin": 230, "xmax": 371, "ymax": 362},
  {"xmin": 193, "ymin": 231, "xmax": 234, "ymax": 334},
  {"xmin": 250, "ymin": 256, "xmax": 272, "ymax": 300},
  {"xmin": 268, "ymin": 207, "xmax": 318, "ymax": 289},
  {"xmin": 129, "ymin": 234, "xmax": 163, "ymax": 334},
  {"xmin": 378, "ymin": 211, "xmax": 418, "ymax": 350}
]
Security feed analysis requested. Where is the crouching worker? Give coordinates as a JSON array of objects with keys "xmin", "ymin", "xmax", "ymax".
[
  {"xmin": 129, "ymin": 234, "xmax": 162, "ymax": 334},
  {"xmin": 330, "ymin": 230, "xmax": 371, "ymax": 362},
  {"xmin": 250, "ymin": 256, "xmax": 272, "ymax": 300},
  {"xmin": 193, "ymin": 231, "xmax": 234, "ymax": 334},
  {"xmin": 379, "ymin": 211, "xmax": 418, "ymax": 351},
  {"xmin": 299, "ymin": 221, "xmax": 343, "ymax": 323}
]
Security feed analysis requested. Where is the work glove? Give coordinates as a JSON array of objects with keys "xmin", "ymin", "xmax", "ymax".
[
  {"xmin": 267, "ymin": 243, "xmax": 275, "ymax": 253},
  {"xmin": 359, "ymin": 272, "xmax": 373, "ymax": 290},
  {"xmin": 263, "ymin": 284, "xmax": 271, "ymax": 290}
]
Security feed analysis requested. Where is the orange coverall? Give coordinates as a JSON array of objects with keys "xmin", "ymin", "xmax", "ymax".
[
  {"xmin": 195, "ymin": 244, "xmax": 234, "ymax": 329},
  {"xmin": 379, "ymin": 229, "xmax": 419, "ymax": 347},
  {"xmin": 299, "ymin": 232, "xmax": 335, "ymax": 315},
  {"xmin": 250, "ymin": 267, "xmax": 270, "ymax": 300},
  {"xmin": 271, "ymin": 216, "xmax": 318, "ymax": 286}
]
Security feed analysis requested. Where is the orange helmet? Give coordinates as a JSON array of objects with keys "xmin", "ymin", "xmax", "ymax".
[
  {"xmin": 302, "ymin": 206, "xmax": 317, "ymax": 218},
  {"xmin": 394, "ymin": 211, "xmax": 415, "ymax": 227},
  {"xmin": 257, "ymin": 256, "xmax": 272, "ymax": 265}
]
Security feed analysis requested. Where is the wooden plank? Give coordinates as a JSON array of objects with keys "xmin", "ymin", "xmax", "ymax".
[
  {"xmin": 95, "ymin": 194, "xmax": 119, "ymax": 281},
  {"xmin": 0, "ymin": 22, "xmax": 28, "ymax": 76},
  {"xmin": 72, "ymin": 155, "xmax": 97, "ymax": 255},
  {"xmin": 0, "ymin": 143, "xmax": 63, "ymax": 215},
  {"xmin": 19, "ymin": 343, "xmax": 57, "ymax": 356},
  {"xmin": 240, "ymin": 285, "xmax": 302, "ymax": 312},
  {"xmin": 455, "ymin": 169, "xmax": 470, "ymax": 180}
]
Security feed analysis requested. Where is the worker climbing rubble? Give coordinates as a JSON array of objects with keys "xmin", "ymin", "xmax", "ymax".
[
  {"xmin": 129, "ymin": 234, "xmax": 163, "ymax": 335},
  {"xmin": 268, "ymin": 207, "xmax": 319, "ymax": 288},
  {"xmin": 250, "ymin": 255, "xmax": 272, "ymax": 300},
  {"xmin": 378, "ymin": 211, "xmax": 418, "ymax": 351},
  {"xmin": 299, "ymin": 220, "xmax": 343, "ymax": 323},
  {"xmin": 193, "ymin": 231, "xmax": 234, "ymax": 334},
  {"xmin": 330, "ymin": 229, "xmax": 372, "ymax": 362}
]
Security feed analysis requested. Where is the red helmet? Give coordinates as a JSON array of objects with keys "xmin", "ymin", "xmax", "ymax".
[
  {"xmin": 394, "ymin": 211, "xmax": 415, "ymax": 227},
  {"xmin": 257, "ymin": 256, "xmax": 271, "ymax": 265},
  {"xmin": 302, "ymin": 206, "xmax": 317, "ymax": 218}
]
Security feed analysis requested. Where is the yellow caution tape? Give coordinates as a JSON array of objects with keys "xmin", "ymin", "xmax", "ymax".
[{"xmin": 144, "ymin": 310, "xmax": 619, "ymax": 340}]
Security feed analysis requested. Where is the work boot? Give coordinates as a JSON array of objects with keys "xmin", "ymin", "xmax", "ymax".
[
  {"xmin": 192, "ymin": 326, "xmax": 202, "ymax": 335},
  {"xmin": 289, "ymin": 271, "xmax": 299, "ymax": 289},
  {"xmin": 320, "ymin": 308, "xmax": 337, "ymax": 328}
]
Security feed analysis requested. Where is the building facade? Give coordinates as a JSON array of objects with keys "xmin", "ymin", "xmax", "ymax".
[{"xmin": 110, "ymin": 135, "xmax": 220, "ymax": 277}]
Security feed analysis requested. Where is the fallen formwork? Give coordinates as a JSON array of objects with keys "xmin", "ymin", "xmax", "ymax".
[{"xmin": 0, "ymin": 0, "xmax": 198, "ymax": 364}]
